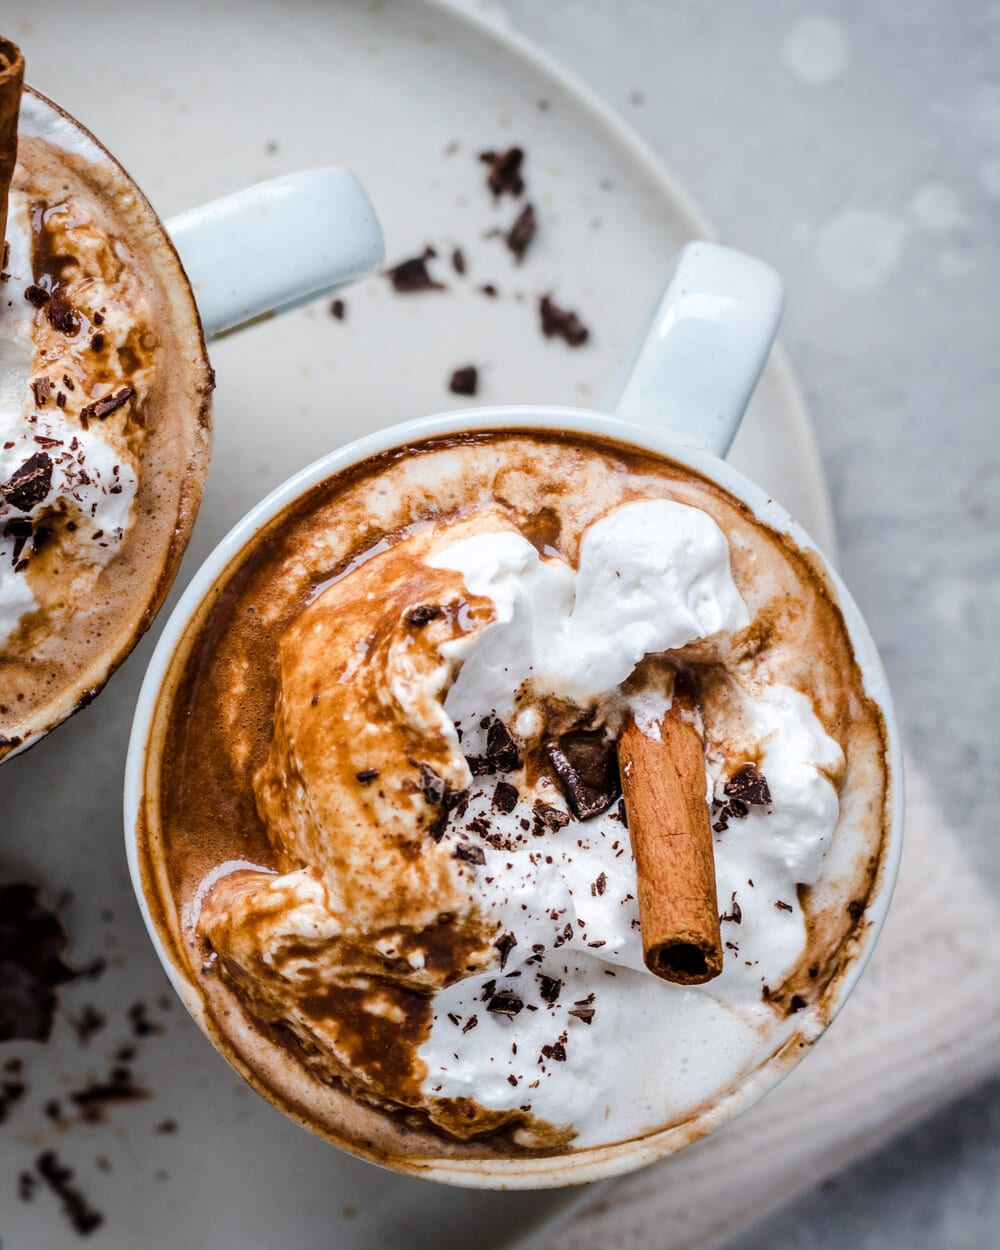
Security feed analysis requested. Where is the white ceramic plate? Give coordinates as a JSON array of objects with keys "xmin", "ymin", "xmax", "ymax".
[{"xmin": 1, "ymin": 1, "xmax": 835, "ymax": 1246}]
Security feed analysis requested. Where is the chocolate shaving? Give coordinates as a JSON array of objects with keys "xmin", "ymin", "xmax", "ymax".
[
  {"xmin": 546, "ymin": 731, "xmax": 620, "ymax": 819},
  {"xmin": 492, "ymin": 781, "xmax": 519, "ymax": 814},
  {"xmin": 406, "ymin": 604, "xmax": 443, "ymax": 627},
  {"xmin": 486, "ymin": 990, "xmax": 523, "ymax": 1018},
  {"xmin": 90, "ymin": 331, "xmax": 105, "ymax": 352},
  {"xmin": 540, "ymin": 1040, "xmax": 567, "ymax": 1062},
  {"xmin": 536, "ymin": 973, "xmax": 561, "ymax": 1004},
  {"xmin": 2, "ymin": 451, "xmax": 53, "ymax": 512},
  {"xmin": 461, "ymin": 1015, "xmax": 478, "ymax": 1033},
  {"xmin": 720, "ymin": 891, "xmax": 743, "ymax": 925},
  {"xmin": 532, "ymin": 801, "xmax": 570, "ymax": 832},
  {"xmin": 0, "ymin": 1077, "xmax": 25, "ymax": 1124},
  {"xmin": 568, "ymin": 1006, "xmax": 595, "ymax": 1024},
  {"xmin": 469, "ymin": 716, "xmax": 523, "ymax": 775},
  {"xmin": 0, "ymin": 883, "xmax": 79, "ymax": 1042},
  {"xmin": 24, "ymin": 283, "xmax": 49, "ymax": 307},
  {"xmin": 385, "ymin": 249, "xmax": 445, "ymax": 293},
  {"xmin": 448, "ymin": 365, "xmax": 478, "ymax": 396},
  {"xmin": 505, "ymin": 203, "xmax": 537, "ymax": 261},
  {"xmin": 539, "ymin": 294, "xmax": 589, "ymax": 346},
  {"xmin": 80, "ymin": 385, "xmax": 134, "ymax": 423},
  {"xmin": 774, "ymin": 899, "xmax": 793, "ymax": 912},
  {"xmin": 451, "ymin": 247, "xmax": 466, "ymax": 275},
  {"xmin": 454, "ymin": 843, "xmax": 486, "ymax": 866},
  {"xmin": 419, "ymin": 762, "xmax": 447, "ymax": 805},
  {"xmin": 35, "ymin": 1150, "xmax": 103, "ymax": 1236},
  {"xmin": 46, "ymin": 285, "xmax": 81, "ymax": 336},
  {"xmin": 724, "ymin": 764, "xmax": 772, "ymax": 806},
  {"xmin": 479, "ymin": 146, "xmax": 525, "ymax": 197},
  {"xmin": 30, "ymin": 376, "xmax": 51, "ymax": 407},
  {"xmin": 494, "ymin": 931, "xmax": 517, "ymax": 969},
  {"xmin": 355, "ymin": 768, "xmax": 379, "ymax": 783},
  {"xmin": 329, "ymin": 298, "xmax": 346, "ymax": 320}
]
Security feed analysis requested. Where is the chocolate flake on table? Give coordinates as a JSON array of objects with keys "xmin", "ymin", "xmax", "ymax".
[
  {"xmin": 479, "ymin": 146, "xmax": 525, "ymax": 197},
  {"xmin": 2, "ymin": 451, "xmax": 53, "ymax": 512},
  {"xmin": 723, "ymin": 763, "xmax": 772, "ymax": 806},
  {"xmin": 454, "ymin": 842, "xmax": 486, "ymax": 866},
  {"xmin": 126, "ymin": 1001, "xmax": 162, "ymax": 1038},
  {"xmin": 35, "ymin": 1150, "xmax": 103, "ymax": 1236},
  {"xmin": 486, "ymin": 989, "xmax": 523, "ymax": 1018},
  {"xmin": 30, "ymin": 376, "xmax": 52, "ymax": 407},
  {"xmin": 1, "ymin": 1075, "xmax": 26, "ymax": 1124},
  {"xmin": 0, "ymin": 883, "xmax": 79, "ymax": 1043},
  {"xmin": 492, "ymin": 780, "xmax": 519, "ymax": 814},
  {"xmin": 385, "ymin": 248, "xmax": 445, "ymax": 293},
  {"xmin": 355, "ymin": 768, "xmax": 379, "ymax": 783},
  {"xmin": 69, "ymin": 1004, "xmax": 106, "ymax": 1045},
  {"xmin": 451, "ymin": 247, "xmax": 466, "ymax": 275},
  {"xmin": 329, "ymin": 298, "xmax": 346, "ymax": 320},
  {"xmin": 494, "ymin": 931, "xmax": 518, "ymax": 970},
  {"xmin": 546, "ymin": 731, "xmax": 620, "ymax": 819},
  {"xmin": 536, "ymin": 973, "xmax": 561, "ymax": 1005},
  {"xmin": 24, "ymin": 283, "xmax": 49, "ymax": 307},
  {"xmin": 720, "ymin": 891, "xmax": 743, "ymax": 925},
  {"xmin": 46, "ymin": 284, "xmax": 81, "ymax": 336},
  {"xmin": 539, "ymin": 294, "xmax": 589, "ymax": 346},
  {"xmin": 504, "ymin": 203, "xmax": 537, "ymax": 262},
  {"xmin": 406, "ymin": 604, "xmax": 444, "ymax": 627},
  {"xmin": 70, "ymin": 1065, "xmax": 148, "ymax": 1122},
  {"xmin": 448, "ymin": 364, "xmax": 478, "ymax": 396},
  {"xmin": 80, "ymin": 385, "xmax": 134, "ymax": 423}
]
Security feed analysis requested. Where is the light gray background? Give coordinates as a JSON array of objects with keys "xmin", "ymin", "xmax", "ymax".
[{"xmin": 493, "ymin": 1, "xmax": 999, "ymax": 1246}]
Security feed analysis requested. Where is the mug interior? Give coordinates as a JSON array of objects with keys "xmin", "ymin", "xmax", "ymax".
[
  {"xmin": 125, "ymin": 406, "xmax": 903, "ymax": 1188},
  {"xmin": 1, "ymin": 88, "xmax": 212, "ymax": 761}
]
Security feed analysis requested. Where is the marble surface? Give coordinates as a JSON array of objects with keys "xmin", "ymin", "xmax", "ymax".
[{"xmin": 486, "ymin": 1, "xmax": 1000, "ymax": 1246}]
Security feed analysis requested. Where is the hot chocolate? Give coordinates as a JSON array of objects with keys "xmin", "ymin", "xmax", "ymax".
[
  {"xmin": 0, "ymin": 88, "xmax": 212, "ymax": 758},
  {"xmin": 138, "ymin": 430, "xmax": 891, "ymax": 1170}
]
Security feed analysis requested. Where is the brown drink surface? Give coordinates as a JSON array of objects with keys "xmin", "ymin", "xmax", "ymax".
[
  {"xmin": 0, "ymin": 91, "xmax": 212, "ymax": 757},
  {"xmin": 140, "ymin": 430, "xmax": 892, "ymax": 1171}
]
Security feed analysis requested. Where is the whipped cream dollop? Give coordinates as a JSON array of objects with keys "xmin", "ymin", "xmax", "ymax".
[
  {"xmin": 199, "ymin": 498, "xmax": 847, "ymax": 1148},
  {"xmin": 0, "ymin": 192, "xmax": 139, "ymax": 644}
]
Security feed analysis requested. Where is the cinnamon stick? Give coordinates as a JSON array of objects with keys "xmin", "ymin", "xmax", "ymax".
[
  {"xmin": 618, "ymin": 677, "xmax": 723, "ymax": 985},
  {"xmin": 0, "ymin": 37, "xmax": 24, "ymax": 256}
]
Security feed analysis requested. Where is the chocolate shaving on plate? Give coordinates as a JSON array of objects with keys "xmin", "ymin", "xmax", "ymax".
[
  {"xmin": 539, "ymin": 294, "xmax": 589, "ymax": 346},
  {"xmin": 479, "ymin": 146, "xmax": 525, "ymax": 197},
  {"xmin": 329, "ymin": 298, "xmax": 346, "ymax": 320},
  {"xmin": 448, "ymin": 364, "xmax": 478, "ymax": 396},
  {"xmin": 385, "ymin": 249, "xmax": 445, "ymax": 293},
  {"xmin": 505, "ymin": 203, "xmax": 537, "ymax": 261}
]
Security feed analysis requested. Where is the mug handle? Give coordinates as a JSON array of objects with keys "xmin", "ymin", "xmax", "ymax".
[
  {"xmin": 165, "ymin": 168, "xmax": 385, "ymax": 340},
  {"xmin": 601, "ymin": 241, "xmax": 784, "ymax": 458}
]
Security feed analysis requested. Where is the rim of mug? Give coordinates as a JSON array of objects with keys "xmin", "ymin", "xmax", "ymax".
[
  {"xmin": 125, "ymin": 405, "xmax": 904, "ymax": 1189},
  {"xmin": 2, "ymin": 86, "xmax": 212, "ymax": 764}
]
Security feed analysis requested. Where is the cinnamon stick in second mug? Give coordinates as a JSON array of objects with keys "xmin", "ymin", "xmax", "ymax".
[{"xmin": 618, "ymin": 675, "xmax": 723, "ymax": 985}]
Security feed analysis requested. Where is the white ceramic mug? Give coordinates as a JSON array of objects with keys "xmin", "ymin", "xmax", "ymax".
[
  {"xmin": 125, "ymin": 241, "xmax": 904, "ymax": 1188},
  {"xmin": 1, "ymin": 88, "xmax": 383, "ymax": 762}
]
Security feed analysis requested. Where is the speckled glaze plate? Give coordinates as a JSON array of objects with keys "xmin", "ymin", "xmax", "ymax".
[{"xmin": 1, "ymin": 1, "xmax": 833, "ymax": 1246}]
